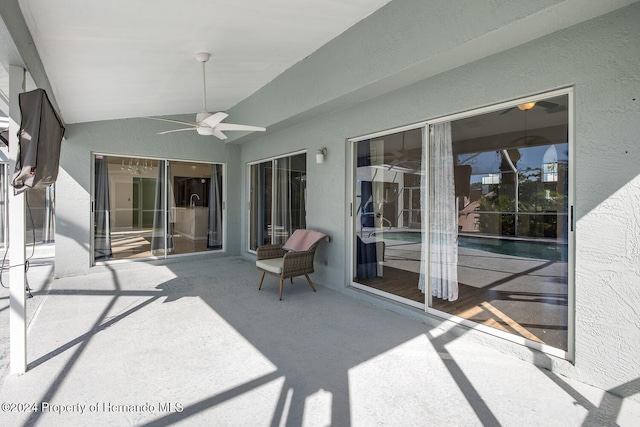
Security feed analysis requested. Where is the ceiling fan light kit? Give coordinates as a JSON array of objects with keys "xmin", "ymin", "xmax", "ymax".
[
  {"xmin": 148, "ymin": 52, "xmax": 266, "ymax": 141},
  {"xmin": 517, "ymin": 101, "xmax": 536, "ymax": 111}
]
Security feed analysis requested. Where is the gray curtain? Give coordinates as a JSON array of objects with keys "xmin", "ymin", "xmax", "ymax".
[
  {"xmin": 256, "ymin": 163, "xmax": 267, "ymax": 247},
  {"xmin": 151, "ymin": 161, "xmax": 174, "ymax": 255},
  {"xmin": 274, "ymin": 157, "xmax": 291, "ymax": 244},
  {"xmin": 94, "ymin": 156, "xmax": 112, "ymax": 260},
  {"xmin": 207, "ymin": 164, "xmax": 223, "ymax": 249},
  {"xmin": 0, "ymin": 164, "xmax": 5, "ymax": 246},
  {"xmin": 42, "ymin": 185, "xmax": 55, "ymax": 243}
]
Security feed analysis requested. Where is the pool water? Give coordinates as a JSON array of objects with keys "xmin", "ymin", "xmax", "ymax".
[
  {"xmin": 459, "ymin": 235, "xmax": 567, "ymax": 261},
  {"xmin": 380, "ymin": 231, "xmax": 567, "ymax": 261}
]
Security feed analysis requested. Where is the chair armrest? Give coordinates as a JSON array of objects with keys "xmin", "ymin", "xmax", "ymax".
[
  {"xmin": 281, "ymin": 250, "xmax": 316, "ymax": 278},
  {"xmin": 257, "ymin": 244, "xmax": 286, "ymax": 260}
]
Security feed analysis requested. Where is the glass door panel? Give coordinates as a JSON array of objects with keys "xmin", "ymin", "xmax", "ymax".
[
  {"xmin": 93, "ymin": 155, "xmax": 160, "ymax": 260},
  {"xmin": 429, "ymin": 93, "xmax": 570, "ymax": 351},
  {"xmin": 249, "ymin": 162, "xmax": 272, "ymax": 251},
  {"xmin": 169, "ymin": 161, "xmax": 224, "ymax": 255},
  {"xmin": 352, "ymin": 129, "xmax": 424, "ymax": 306},
  {"xmin": 273, "ymin": 154, "xmax": 307, "ymax": 244},
  {"xmin": 249, "ymin": 153, "xmax": 306, "ymax": 251}
]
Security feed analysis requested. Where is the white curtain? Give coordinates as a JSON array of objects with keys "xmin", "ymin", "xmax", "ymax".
[
  {"xmin": 419, "ymin": 122, "xmax": 458, "ymax": 301},
  {"xmin": 418, "ymin": 129, "xmax": 427, "ymax": 292}
]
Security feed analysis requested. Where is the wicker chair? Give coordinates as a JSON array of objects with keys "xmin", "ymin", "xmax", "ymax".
[{"xmin": 256, "ymin": 229, "xmax": 329, "ymax": 300}]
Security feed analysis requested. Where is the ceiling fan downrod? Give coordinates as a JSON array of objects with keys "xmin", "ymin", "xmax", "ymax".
[{"xmin": 195, "ymin": 52, "xmax": 211, "ymax": 115}]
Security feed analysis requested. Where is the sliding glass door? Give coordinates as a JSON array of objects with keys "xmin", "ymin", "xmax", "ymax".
[
  {"xmin": 93, "ymin": 155, "xmax": 225, "ymax": 262},
  {"xmin": 170, "ymin": 161, "xmax": 224, "ymax": 254},
  {"xmin": 249, "ymin": 152, "xmax": 306, "ymax": 251},
  {"xmin": 351, "ymin": 129, "xmax": 424, "ymax": 308},
  {"xmin": 0, "ymin": 164, "xmax": 6, "ymax": 248},
  {"xmin": 428, "ymin": 92, "xmax": 571, "ymax": 353},
  {"xmin": 351, "ymin": 90, "xmax": 572, "ymax": 355}
]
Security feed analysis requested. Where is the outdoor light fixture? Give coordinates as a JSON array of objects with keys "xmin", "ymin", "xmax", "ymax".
[{"xmin": 316, "ymin": 147, "xmax": 327, "ymax": 164}]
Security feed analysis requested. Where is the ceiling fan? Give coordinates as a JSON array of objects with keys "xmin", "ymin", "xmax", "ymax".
[
  {"xmin": 149, "ymin": 52, "xmax": 266, "ymax": 140},
  {"xmin": 383, "ymin": 132, "xmax": 420, "ymax": 172},
  {"xmin": 498, "ymin": 100, "xmax": 567, "ymax": 116}
]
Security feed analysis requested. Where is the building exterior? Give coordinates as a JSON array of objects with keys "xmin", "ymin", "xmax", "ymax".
[{"xmin": 3, "ymin": 0, "xmax": 640, "ymax": 402}]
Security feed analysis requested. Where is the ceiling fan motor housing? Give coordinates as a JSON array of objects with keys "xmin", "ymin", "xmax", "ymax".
[
  {"xmin": 196, "ymin": 111, "xmax": 212, "ymax": 123},
  {"xmin": 196, "ymin": 112, "xmax": 214, "ymax": 135}
]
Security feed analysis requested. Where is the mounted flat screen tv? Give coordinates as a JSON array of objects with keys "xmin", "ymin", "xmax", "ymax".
[{"xmin": 11, "ymin": 88, "xmax": 65, "ymax": 195}]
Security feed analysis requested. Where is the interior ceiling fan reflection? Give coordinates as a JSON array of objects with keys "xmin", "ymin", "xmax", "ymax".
[
  {"xmin": 383, "ymin": 132, "xmax": 420, "ymax": 172},
  {"xmin": 499, "ymin": 100, "xmax": 567, "ymax": 116},
  {"xmin": 148, "ymin": 52, "xmax": 266, "ymax": 141}
]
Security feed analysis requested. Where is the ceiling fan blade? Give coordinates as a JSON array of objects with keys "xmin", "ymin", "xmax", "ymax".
[
  {"xmin": 212, "ymin": 128, "xmax": 227, "ymax": 140},
  {"xmin": 201, "ymin": 112, "xmax": 229, "ymax": 128},
  {"xmin": 391, "ymin": 149, "xmax": 408, "ymax": 159},
  {"xmin": 216, "ymin": 123, "xmax": 266, "ymax": 132},
  {"xmin": 147, "ymin": 117, "xmax": 198, "ymax": 126},
  {"xmin": 536, "ymin": 101, "xmax": 559, "ymax": 110},
  {"xmin": 158, "ymin": 127, "xmax": 197, "ymax": 135}
]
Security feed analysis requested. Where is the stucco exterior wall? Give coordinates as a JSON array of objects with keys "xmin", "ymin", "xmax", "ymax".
[
  {"xmin": 53, "ymin": 0, "xmax": 640, "ymax": 399},
  {"xmin": 237, "ymin": 2, "xmax": 640, "ymax": 397},
  {"xmin": 55, "ymin": 116, "xmax": 242, "ymax": 277}
]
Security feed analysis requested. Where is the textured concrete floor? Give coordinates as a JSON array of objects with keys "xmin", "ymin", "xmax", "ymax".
[{"xmin": 0, "ymin": 252, "xmax": 639, "ymax": 426}]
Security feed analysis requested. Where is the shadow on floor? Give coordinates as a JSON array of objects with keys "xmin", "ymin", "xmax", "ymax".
[{"xmin": 1, "ymin": 256, "xmax": 637, "ymax": 426}]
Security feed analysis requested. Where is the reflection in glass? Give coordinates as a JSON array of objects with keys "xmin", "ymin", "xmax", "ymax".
[
  {"xmin": 353, "ymin": 129, "xmax": 425, "ymax": 305},
  {"xmin": 93, "ymin": 155, "xmax": 224, "ymax": 261},
  {"xmin": 351, "ymin": 93, "xmax": 570, "ymax": 352},
  {"xmin": 249, "ymin": 153, "xmax": 306, "ymax": 251},
  {"xmin": 431, "ymin": 93, "xmax": 570, "ymax": 351}
]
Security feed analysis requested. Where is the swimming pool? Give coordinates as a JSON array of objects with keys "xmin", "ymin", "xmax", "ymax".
[{"xmin": 379, "ymin": 231, "xmax": 567, "ymax": 261}]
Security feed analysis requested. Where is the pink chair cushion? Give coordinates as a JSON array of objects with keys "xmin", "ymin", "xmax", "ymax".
[{"xmin": 283, "ymin": 229, "xmax": 329, "ymax": 252}]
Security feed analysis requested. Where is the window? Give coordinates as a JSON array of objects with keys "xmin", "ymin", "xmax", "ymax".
[{"xmin": 249, "ymin": 152, "xmax": 306, "ymax": 251}]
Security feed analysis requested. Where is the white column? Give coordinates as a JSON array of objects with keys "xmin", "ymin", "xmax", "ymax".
[{"xmin": 8, "ymin": 65, "xmax": 26, "ymax": 375}]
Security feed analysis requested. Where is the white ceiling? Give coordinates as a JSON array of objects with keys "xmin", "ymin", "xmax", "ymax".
[{"xmin": 17, "ymin": 0, "xmax": 392, "ymax": 124}]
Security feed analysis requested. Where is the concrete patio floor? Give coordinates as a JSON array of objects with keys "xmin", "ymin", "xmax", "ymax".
[{"xmin": 1, "ymin": 250, "xmax": 639, "ymax": 426}]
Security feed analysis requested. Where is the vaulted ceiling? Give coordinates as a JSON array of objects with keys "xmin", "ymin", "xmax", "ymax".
[
  {"xmin": 0, "ymin": 0, "xmax": 637, "ymax": 134},
  {"xmin": 7, "ymin": 0, "xmax": 391, "ymax": 124}
]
